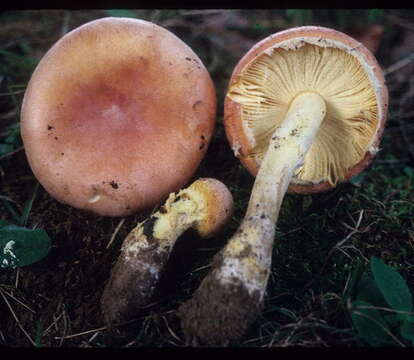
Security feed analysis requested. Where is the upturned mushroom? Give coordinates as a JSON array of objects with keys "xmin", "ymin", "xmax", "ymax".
[
  {"xmin": 179, "ymin": 26, "xmax": 388, "ymax": 344},
  {"xmin": 20, "ymin": 17, "xmax": 216, "ymax": 217},
  {"xmin": 101, "ymin": 178, "xmax": 233, "ymax": 325}
]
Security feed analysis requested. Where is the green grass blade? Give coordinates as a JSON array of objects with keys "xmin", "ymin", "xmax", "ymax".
[
  {"xmin": 20, "ymin": 182, "xmax": 39, "ymax": 227},
  {"xmin": 1, "ymin": 199, "xmax": 22, "ymax": 224}
]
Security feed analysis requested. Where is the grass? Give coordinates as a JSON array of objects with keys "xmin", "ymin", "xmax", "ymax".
[{"xmin": 0, "ymin": 9, "xmax": 413, "ymax": 347}]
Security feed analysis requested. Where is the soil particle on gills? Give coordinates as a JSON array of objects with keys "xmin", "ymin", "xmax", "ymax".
[{"xmin": 178, "ymin": 270, "xmax": 262, "ymax": 345}]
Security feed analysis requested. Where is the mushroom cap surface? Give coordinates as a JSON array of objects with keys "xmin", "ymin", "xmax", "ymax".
[
  {"xmin": 21, "ymin": 17, "xmax": 216, "ymax": 216},
  {"xmin": 224, "ymin": 26, "xmax": 388, "ymax": 194},
  {"xmin": 188, "ymin": 178, "xmax": 234, "ymax": 238}
]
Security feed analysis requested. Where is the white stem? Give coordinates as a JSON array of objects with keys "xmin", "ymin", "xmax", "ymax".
[
  {"xmin": 179, "ymin": 92, "xmax": 326, "ymax": 344},
  {"xmin": 219, "ymin": 92, "xmax": 326, "ymax": 296}
]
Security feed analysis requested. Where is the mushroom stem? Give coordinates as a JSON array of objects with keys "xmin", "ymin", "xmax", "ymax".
[
  {"xmin": 101, "ymin": 178, "xmax": 233, "ymax": 326},
  {"xmin": 179, "ymin": 92, "xmax": 326, "ymax": 344},
  {"xmin": 101, "ymin": 188, "xmax": 205, "ymax": 325}
]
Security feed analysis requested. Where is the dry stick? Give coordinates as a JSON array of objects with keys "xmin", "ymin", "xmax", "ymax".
[
  {"xmin": 53, "ymin": 314, "xmax": 146, "ymax": 340},
  {"xmin": 0, "ymin": 288, "xmax": 36, "ymax": 346},
  {"xmin": 54, "ymin": 326, "xmax": 107, "ymax": 340},
  {"xmin": 393, "ymin": 77, "xmax": 414, "ymax": 160},
  {"xmin": 161, "ymin": 314, "xmax": 183, "ymax": 343},
  {"xmin": 0, "ymin": 287, "xmax": 35, "ymax": 314},
  {"xmin": 387, "ymin": 14, "xmax": 414, "ymax": 32},
  {"xmin": 0, "ymin": 146, "xmax": 24, "ymax": 161},
  {"xmin": 14, "ymin": 268, "xmax": 20, "ymax": 288},
  {"xmin": 384, "ymin": 52, "xmax": 414, "ymax": 77},
  {"xmin": 88, "ymin": 331, "xmax": 100, "ymax": 344},
  {"xmin": 0, "ymin": 109, "xmax": 18, "ymax": 120},
  {"xmin": 0, "ymin": 89, "xmax": 25, "ymax": 96},
  {"xmin": 58, "ymin": 305, "xmax": 69, "ymax": 347},
  {"xmin": 60, "ymin": 10, "xmax": 71, "ymax": 37},
  {"xmin": 42, "ymin": 311, "xmax": 65, "ymax": 336},
  {"xmin": 106, "ymin": 218, "xmax": 126, "ymax": 249}
]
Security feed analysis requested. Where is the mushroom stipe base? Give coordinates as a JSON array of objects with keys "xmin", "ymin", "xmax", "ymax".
[
  {"xmin": 179, "ymin": 263, "xmax": 262, "ymax": 345},
  {"xmin": 101, "ymin": 226, "xmax": 171, "ymax": 325},
  {"xmin": 101, "ymin": 187, "xmax": 205, "ymax": 325}
]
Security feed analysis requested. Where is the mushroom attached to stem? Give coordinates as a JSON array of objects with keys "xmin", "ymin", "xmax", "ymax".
[
  {"xmin": 178, "ymin": 26, "xmax": 388, "ymax": 345},
  {"xmin": 101, "ymin": 178, "xmax": 233, "ymax": 325}
]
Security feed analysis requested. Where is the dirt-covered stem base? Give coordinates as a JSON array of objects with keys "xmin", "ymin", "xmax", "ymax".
[{"xmin": 101, "ymin": 189, "xmax": 202, "ymax": 325}]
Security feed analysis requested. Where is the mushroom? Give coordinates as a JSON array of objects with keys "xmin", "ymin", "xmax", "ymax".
[
  {"xmin": 101, "ymin": 177, "xmax": 233, "ymax": 325},
  {"xmin": 178, "ymin": 26, "xmax": 388, "ymax": 345},
  {"xmin": 20, "ymin": 17, "xmax": 216, "ymax": 217}
]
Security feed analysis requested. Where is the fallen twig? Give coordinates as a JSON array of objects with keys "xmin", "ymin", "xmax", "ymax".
[
  {"xmin": 0, "ymin": 146, "xmax": 24, "ymax": 161},
  {"xmin": 106, "ymin": 218, "xmax": 126, "ymax": 249},
  {"xmin": 0, "ymin": 288, "xmax": 37, "ymax": 346},
  {"xmin": 384, "ymin": 52, "xmax": 414, "ymax": 77}
]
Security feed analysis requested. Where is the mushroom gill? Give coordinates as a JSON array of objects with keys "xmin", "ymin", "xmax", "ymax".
[{"xmin": 227, "ymin": 43, "xmax": 379, "ymax": 186}]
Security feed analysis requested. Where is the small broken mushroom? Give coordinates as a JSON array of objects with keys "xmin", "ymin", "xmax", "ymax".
[
  {"xmin": 101, "ymin": 178, "xmax": 233, "ymax": 325},
  {"xmin": 179, "ymin": 26, "xmax": 388, "ymax": 345}
]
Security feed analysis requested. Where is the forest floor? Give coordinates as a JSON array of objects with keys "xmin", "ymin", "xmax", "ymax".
[{"xmin": 0, "ymin": 9, "xmax": 413, "ymax": 347}]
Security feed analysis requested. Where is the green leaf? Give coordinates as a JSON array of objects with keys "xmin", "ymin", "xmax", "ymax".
[
  {"xmin": 400, "ymin": 318, "xmax": 414, "ymax": 344},
  {"xmin": 383, "ymin": 313, "xmax": 401, "ymax": 328},
  {"xmin": 370, "ymin": 257, "xmax": 413, "ymax": 313},
  {"xmin": 0, "ymin": 143, "xmax": 14, "ymax": 156},
  {"xmin": 366, "ymin": 9, "xmax": 384, "ymax": 24},
  {"xmin": 0, "ymin": 219, "xmax": 9, "ymax": 228},
  {"xmin": 403, "ymin": 166, "xmax": 414, "ymax": 177},
  {"xmin": 0, "ymin": 226, "xmax": 51, "ymax": 269},
  {"xmin": 349, "ymin": 173, "xmax": 366, "ymax": 187},
  {"xmin": 351, "ymin": 300, "xmax": 395, "ymax": 346},
  {"xmin": 355, "ymin": 272, "xmax": 388, "ymax": 308},
  {"xmin": 285, "ymin": 9, "xmax": 313, "ymax": 25}
]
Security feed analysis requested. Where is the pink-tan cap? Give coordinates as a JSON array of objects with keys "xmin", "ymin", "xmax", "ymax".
[{"xmin": 20, "ymin": 17, "xmax": 216, "ymax": 216}]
